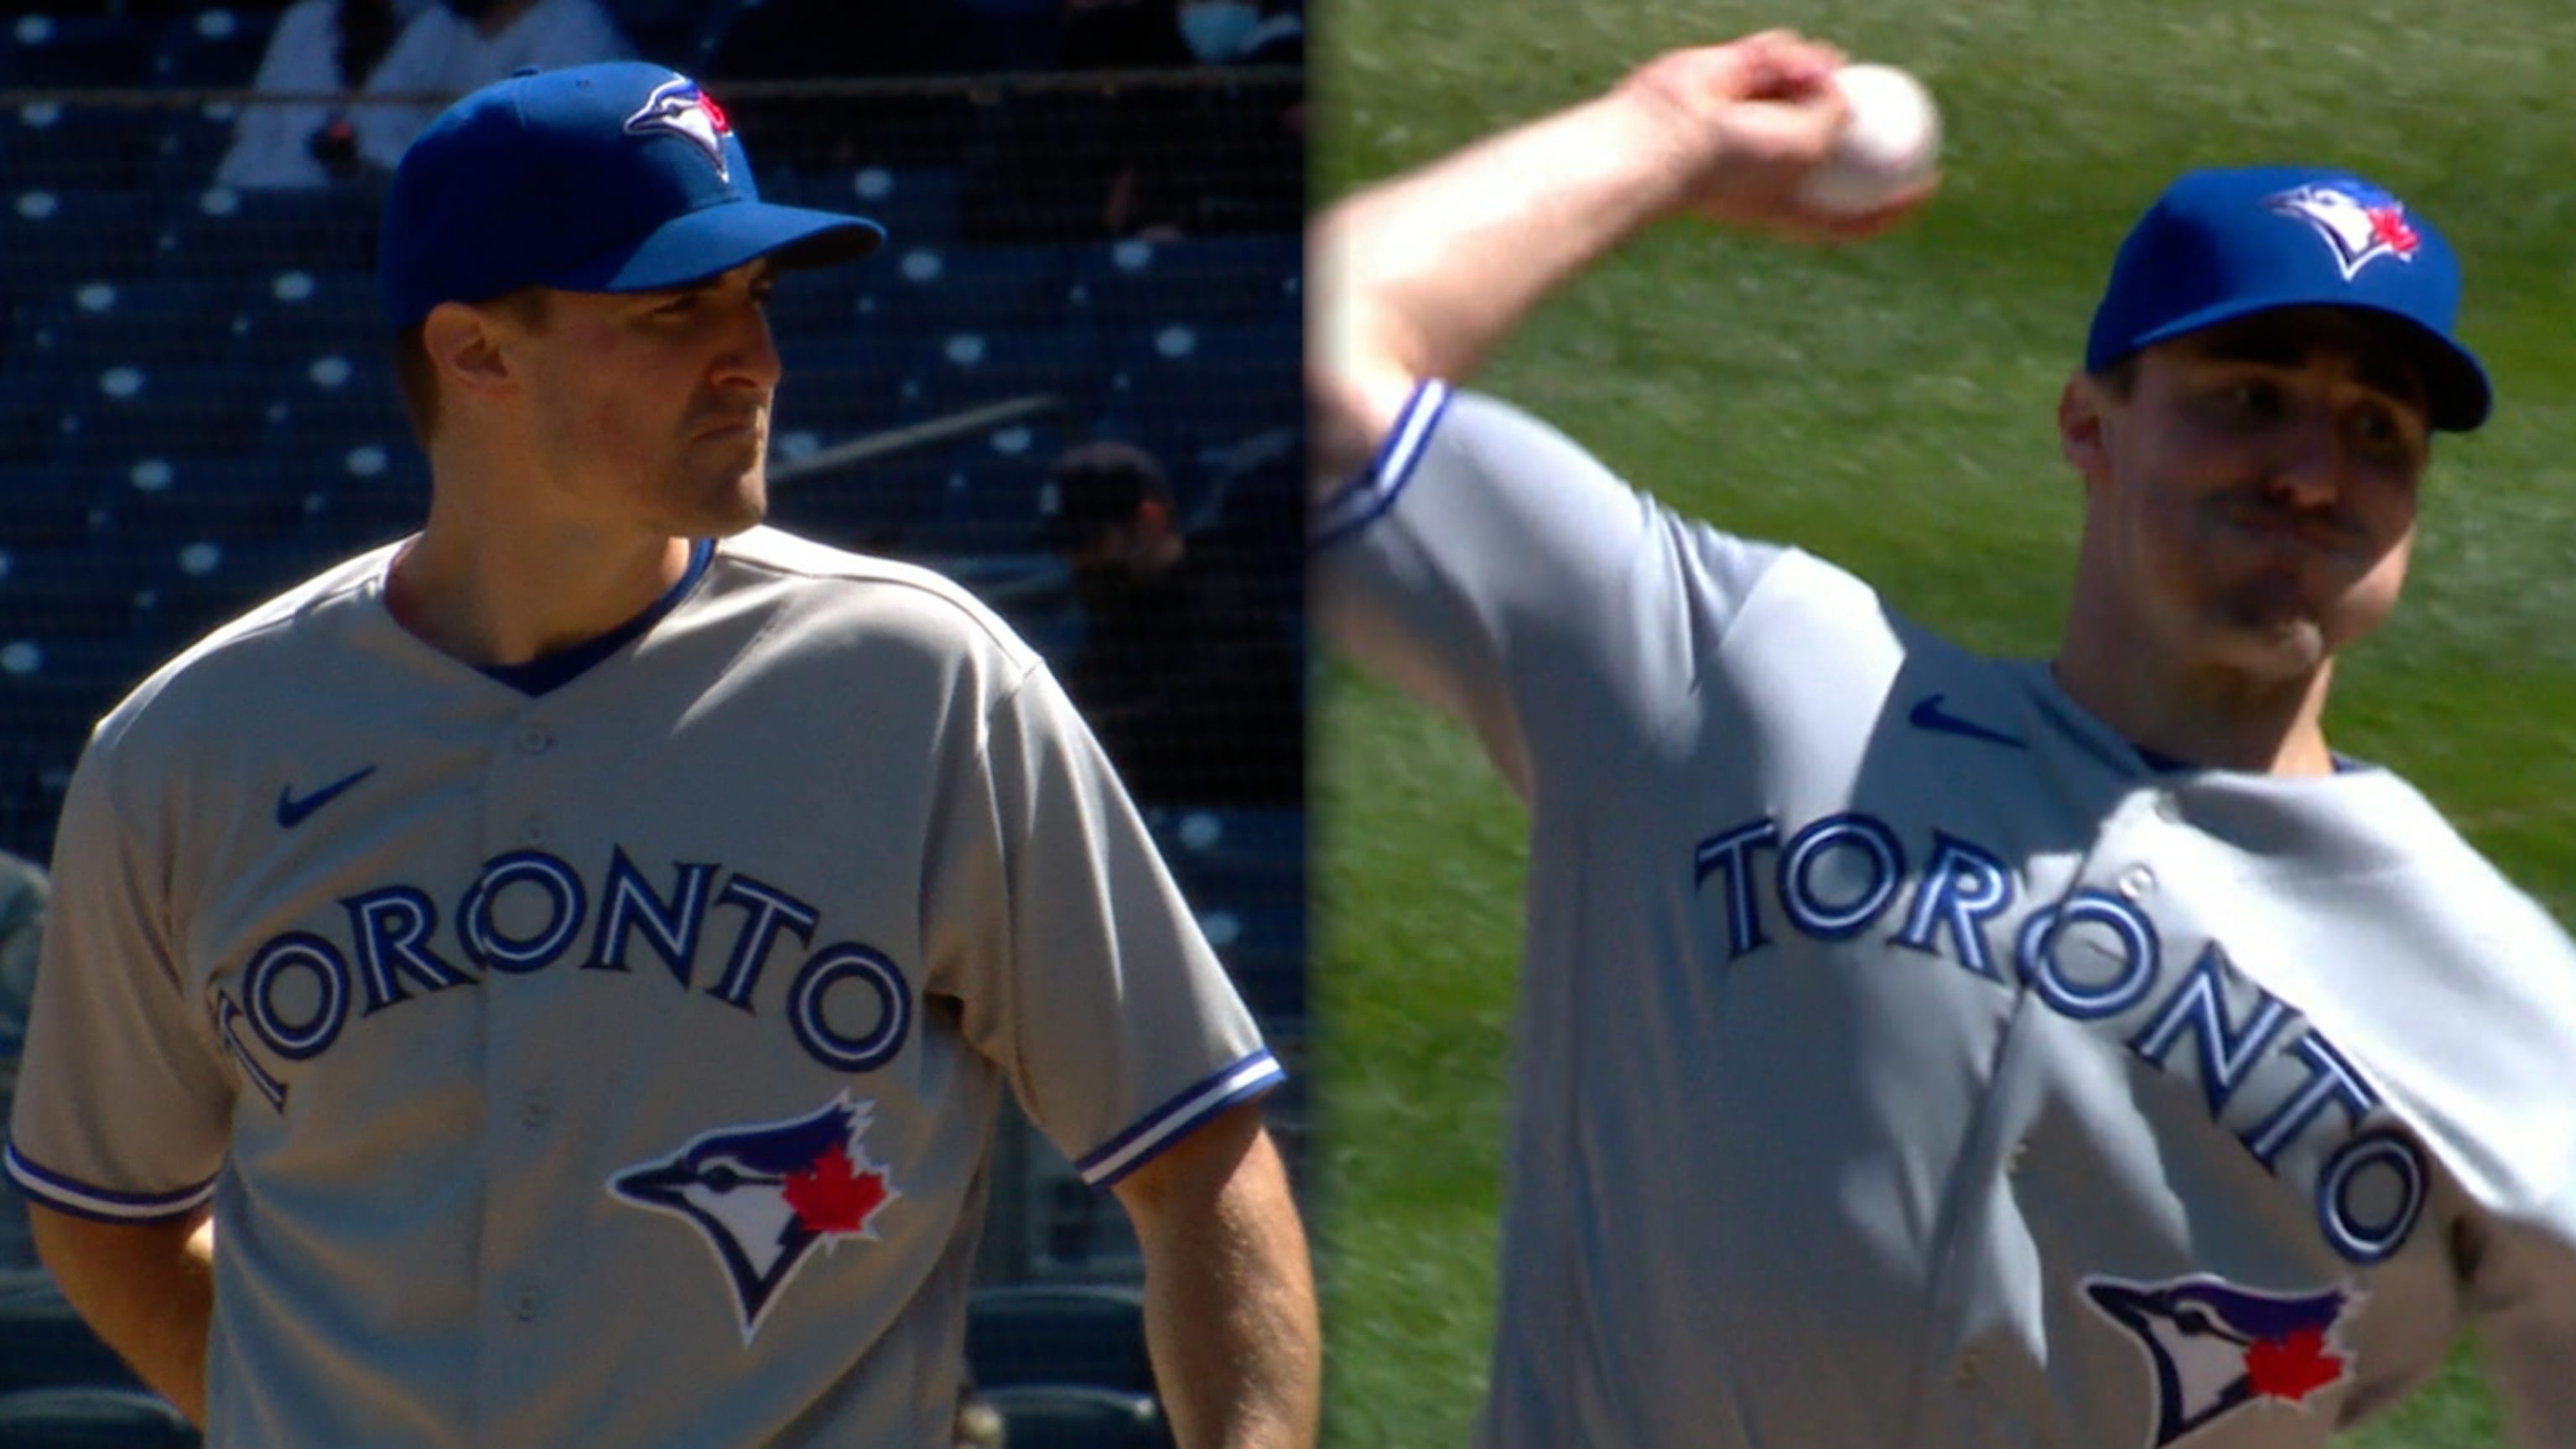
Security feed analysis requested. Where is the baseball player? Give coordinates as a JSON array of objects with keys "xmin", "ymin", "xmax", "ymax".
[
  {"xmin": 1311, "ymin": 29, "xmax": 2576, "ymax": 1449},
  {"xmin": 8, "ymin": 62, "xmax": 1318, "ymax": 1447}
]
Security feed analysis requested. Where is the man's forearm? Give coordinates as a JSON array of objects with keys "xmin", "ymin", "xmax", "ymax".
[
  {"xmin": 1118, "ymin": 1108, "xmax": 1320, "ymax": 1447},
  {"xmin": 1311, "ymin": 88, "xmax": 1700, "ymax": 423},
  {"xmin": 29, "ymin": 1205, "xmax": 213, "ymax": 1426}
]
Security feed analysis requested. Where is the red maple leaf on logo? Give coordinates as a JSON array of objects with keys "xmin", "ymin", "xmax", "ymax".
[
  {"xmin": 2367, "ymin": 207, "xmax": 2418, "ymax": 256},
  {"xmin": 699, "ymin": 91, "xmax": 730, "ymax": 134},
  {"xmin": 782, "ymin": 1144, "xmax": 890, "ymax": 1235},
  {"xmin": 2244, "ymin": 1327, "xmax": 2343, "ymax": 1402}
]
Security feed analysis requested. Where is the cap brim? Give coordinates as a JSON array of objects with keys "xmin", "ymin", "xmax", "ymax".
[
  {"xmin": 549, "ymin": 200, "xmax": 886, "ymax": 295},
  {"xmin": 2128, "ymin": 296, "xmax": 2493, "ymax": 433}
]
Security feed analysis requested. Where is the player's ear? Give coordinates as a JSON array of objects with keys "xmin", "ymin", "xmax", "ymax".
[
  {"xmin": 2059, "ymin": 371, "xmax": 2112, "ymax": 490},
  {"xmin": 419, "ymin": 299, "xmax": 516, "ymax": 406}
]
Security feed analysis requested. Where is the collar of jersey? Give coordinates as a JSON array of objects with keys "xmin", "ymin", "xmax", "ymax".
[{"xmin": 479, "ymin": 538, "xmax": 715, "ymax": 698}]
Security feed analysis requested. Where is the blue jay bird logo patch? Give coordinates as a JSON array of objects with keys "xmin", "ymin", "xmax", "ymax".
[
  {"xmin": 2085, "ymin": 1274, "xmax": 2360, "ymax": 1446},
  {"xmin": 622, "ymin": 75, "xmax": 734, "ymax": 181},
  {"xmin": 2265, "ymin": 182, "xmax": 2422, "ymax": 281},
  {"xmin": 610, "ymin": 1093, "xmax": 902, "ymax": 1343}
]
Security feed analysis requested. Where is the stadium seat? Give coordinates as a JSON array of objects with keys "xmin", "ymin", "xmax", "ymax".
[
  {"xmin": 0, "ymin": 465, "xmax": 93, "ymax": 551},
  {"xmin": 152, "ymin": 7, "xmax": 280, "ymax": 88},
  {"xmin": 764, "ymin": 261, "xmax": 870, "ymax": 344},
  {"xmin": 1145, "ymin": 806, "xmax": 1301, "ymax": 905},
  {"xmin": 60, "ymin": 363, "xmax": 271, "ymax": 463},
  {"xmin": 865, "ymin": 242, "xmax": 1078, "ymax": 340},
  {"xmin": 1070, "ymin": 235, "xmax": 1301, "ymax": 334},
  {"xmin": 905, "ymin": 421, "xmax": 1067, "ymax": 554},
  {"xmin": 0, "ymin": 1385, "xmax": 200, "ymax": 1448},
  {"xmin": 161, "ymin": 185, "xmax": 379, "ymax": 285},
  {"xmin": 0, "ymin": 189, "xmax": 169, "ymax": 309},
  {"xmin": 0, "ymin": 544, "xmax": 145, "ymax": 642},
  {"xmin": 902, "ymin": 328, "xmax": 1104, "ymax": 425},
  {"xmin": 0, "ymin": 103, "xmax": 163, "ymax": 192},
  {"xmin": 979, "ymin": 1384, "xmax": 1171, "ymax": 1449},
  {"xmin": 149, "ymin": 102, "xmax": 239, "ymax": 195},
  {"xmin": 0, "ymin": 1270, "xmax": 152, "ymax": 1399},
  {"xmin": 29, "ymin": 276, "xmax": 245, "ymax": 371},
  {"xmin": 235, "ymin": 268, "xmax": 389, "ymax": 366},
  {"xmin": 0, "ymin": 739, "xmax": 77, "ymax": 863},
  {"xmin": 299, "ymin": 443, "xmax": 429, "ymax": 554},
  {"xmin": 138, "ymin": 536, "xmax": 348, "ymax": 649},
  {"xmin": 761, "ymin": 449, "xmax": 953, "ymax": 557},
  {"xmin": 782, "ymin": 165, "xmax": 963, "ymax": 251},
  {"xmin": 0, "ymin": 15, "xmax": 157, "ymax": 90},
  {"xmin": 261, "ymin": 351, "xmax": 412, "ymax": 454},
  {"xmin": 966, "ymin": 1282, "xmax": 1154, "ymax": 1394},
  {"xmin": 771, "ymin": 331, "xmax": 909, "ymax": 439},
  {"xmin": 1100, "ymin": 322, "xmax": 1298, "ymax": 469},
  {"xmin": 85, "ymin": 454, "xmax": 319, "ymax": 549}
]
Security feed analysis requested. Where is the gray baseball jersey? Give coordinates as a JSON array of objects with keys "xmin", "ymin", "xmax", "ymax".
[
  {"xmin": 1315, "ymin": 381, "xmax": 2576, "ymax": 1449},
  {"xmin": 7, "ymin": 526, "xmax": 1282, "ymax": 1447}
]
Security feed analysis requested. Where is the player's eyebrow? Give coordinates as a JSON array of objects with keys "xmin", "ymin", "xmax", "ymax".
[{"xmin": 2188, "ymin": 314, "xmax": 2429, "ymax": 408}]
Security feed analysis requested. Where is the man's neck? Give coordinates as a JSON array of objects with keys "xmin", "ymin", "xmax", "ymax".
[
  {"xmin": 387, "ymin": 486, "xmax": 694, "ymax": 670},
  {"xmin": 2050, "ymin": 626, "xmax": 2338, "ymax": 777}
]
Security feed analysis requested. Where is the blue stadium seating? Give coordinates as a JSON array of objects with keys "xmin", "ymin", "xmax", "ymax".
[
  {"xmin": 0, "ymin": 104, "xmax": 164, "ymax": 192},
  {"xmin": 149, "ymin": 102, "xmax": 238, "ymax": 195},
  {"xmin": 59, "ymin": 362, "xmax": 271, "ymax": 463},
  {"xmin": 86, "ymin": 454, "xmax": 319, "ymax": 550},
  {"xmin": 0, "ymin": 1385, "xmax": 199, "ymax": 1449},
  {"xmin": 966, "ymin": 1282, "xmax": 1154, "ymax": 1394},
  {"xmin": 28, "ymin": 276, "xmax": 245, "ymax": 371},
  {"xmin": 980, "ymin": 1384, "xmax": 1171, "ymax": 1449},
  {"xmin": 234, "ymin": 268, "xmax": 387, "ymax": 366},
  {"xmin": 0, "ymin": 189, "xmax": 168, "ymax": 307},
  {"xmin": 1144, "ymin": 806, "xmax": 1301, "ymax": 905},
  {"xmin": 160, "ymin": 185, "xmax": 378, "ymax": 284},
  {"xmin": 771, "ymin": 331, "xmax": 910, "ymax": 439},
  {"xmin": 1071, "ymin": 235, "xmax": 1301, "ymax": 333},
  {"xmin": 865, "ymin": 242, "xmax": 1078, "ymax": 339},
  {"xmin": 0, "ymin": 1270, "xmax": 148, "ymax": 1400},
  {"xmin": 763, "ymin": 448, "xmax": 953, "ymax": 556},
  {"xmin": 907, "ymin": 421, "xmax": 1067, "ymax": 554},
  {"xmin": 152, "ymin": 7, "xmax": 280, "ymax": 89},
  {"xmin": 0, "ymin": 15, "xmax": 156, "ymax": 89},
  {"xmin": 298, "ymin": 444, "xmax": 430, "ymax": 553},
  {"xmin": 903, "ymin": 327, "xmax": 1104, "ymax": 423},
  {"xmin": 0, "ymin": 467, "xmax": 91, "ymax": 552},
  {"xmin": 0, "ymin": 545, "xmax": 143, "ymax": 642},
  {"xmin": 765, "ymin": 259, "xmax": 870, "ymax": 343},
  {"xmin": 139, "ymin": 536, "xmax": 350, "ymax": 648},
  {"xmin": 260, "ymin": 350, "xmax": 411, "ymax": 455},
  {"xmin": 799, "ymin": 165, "xmax": 963, "ymax": 251}
]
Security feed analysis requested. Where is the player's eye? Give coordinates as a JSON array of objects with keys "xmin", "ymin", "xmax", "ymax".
[
  {"xmin": 655, "ymin": 293, "xmax": 700, "ymax": 317},
  {"xmin": 2222, "ymin": 380, "xmax": 2283, "ymax": 419}
]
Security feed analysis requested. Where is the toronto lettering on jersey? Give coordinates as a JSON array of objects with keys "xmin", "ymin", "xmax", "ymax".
[
  {"xmin": 208, "ymin": 844, "xmax": 913, "ymax": 1109},
  {"xmin": 1693, "ymin": 809, "xmax": 2428, "ymax": 1265}
]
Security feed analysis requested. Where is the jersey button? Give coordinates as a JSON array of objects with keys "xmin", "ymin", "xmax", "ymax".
[
  {"xmin": 1952, "ymin": 1349, "xmax": 1980, "ymax": 1385},
  {"xmin": 510, "ymin": 1287, "xmax": 544, "ymax": 1322},
  {"xmin": 519, "ymin": 1092, "xmax": 550, "ymax": 1128},
  {"xmin": 2116, "ymin": 865, "xmax": 2155, "ymax": 900},
  {"xmin": 517, "ymin": 818, "xmax": 548, "ymax": 846},
  {"xmin": 516, "ymin": 725, "xmax": 553, "ymax": 755}
]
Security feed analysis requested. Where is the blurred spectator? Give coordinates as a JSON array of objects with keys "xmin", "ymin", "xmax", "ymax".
[
  {"xmin": 1038, "ymin": 441, "xmax": 1301, "ymax": 808},
  {"xmin": 0, "ymin": 849, "xmax": 48, "ymax": 1273},
  {"xmin": 1178, "ymin": 0, "xmax": 1300, "ymax": 65},
  {"xmin": 352, "ymin": 0, "xmax": 633, "ymax": 170},
  {"xmin": 214, "ymin": 0, "xmax": 428, "ymax": 190}
]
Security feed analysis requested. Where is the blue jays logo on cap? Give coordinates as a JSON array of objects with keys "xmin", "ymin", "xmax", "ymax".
[
  {"xmin": 2085, "ymin": 1273, "xmax": 2360, "ymax": 1446},
  {"xmin": 623, "ymin": 75, "xmax": 733, "ymax": 182},
  {"xmin": 2266, "ymin": 181, "xmax": 2423, "ymax": 282},
  {"xmin": 608, "ymin": 1093, "xmax": 903, "ymax": 1344}
]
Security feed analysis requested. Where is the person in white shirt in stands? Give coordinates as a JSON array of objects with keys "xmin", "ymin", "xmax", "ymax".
[
  {"xmin": 213, "ymin": 0, "xmax": 428, "ymax": 190},
  {"xmin": 352, "ymin": 0, "xmax": 631, "ymax": 171}
]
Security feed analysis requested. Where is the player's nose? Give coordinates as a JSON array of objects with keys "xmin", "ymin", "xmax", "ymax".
[
  {"xmin": 713, "ymin": 291, "xmax": 782, "ymax": 393},
  {"xmin": 2262, "ymin": 408, "xmax": 2350, "ymax": 511}
]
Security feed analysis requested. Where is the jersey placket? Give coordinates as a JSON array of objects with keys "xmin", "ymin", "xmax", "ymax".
[
  {"xmin": 463, "ymin": 698, "xmax": 578, "ymax": 1433},
  {"xmin": 1901, "ymin": 783, "xmax": 2179, "ymax": 1444}
]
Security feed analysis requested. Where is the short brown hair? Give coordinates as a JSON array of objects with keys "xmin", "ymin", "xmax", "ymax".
[
  {"xmin": 2091, "ymin": 353, "xmax": 2142, "ymax": 400},
  {"xmin": 390, "ymin": 287, "xmax": 552, "ymax": 444}
]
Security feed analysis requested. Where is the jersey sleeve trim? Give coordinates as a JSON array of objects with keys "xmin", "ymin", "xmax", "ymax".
[
  {"xmin": 1311, "ymin": 379, "xmax": 1453, "ymax": 551},
  {"xmin": 1074, "ymin": 1048, "xmax": 1286, "ymax": 1189},
  {"xmin": 4, "ymin": 1143, "xmax": 218, "ymax": 1224}
]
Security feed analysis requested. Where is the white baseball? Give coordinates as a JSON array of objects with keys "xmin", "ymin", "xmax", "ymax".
[{"xmin": 1796, "ymin": 63, "xmax": 1940, "ymax": 216}]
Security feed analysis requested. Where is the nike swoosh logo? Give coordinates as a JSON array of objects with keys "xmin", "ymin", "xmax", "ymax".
[
  {"xmin": 1906, "ymin": 694, "xmax": 2027, "ymax": 749},
  {"xmin": 276, "ymin": 766, "xmax": 378, "ymax": 828}
]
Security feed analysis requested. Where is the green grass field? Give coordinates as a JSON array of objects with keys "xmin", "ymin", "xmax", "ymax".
[{"xmin": 1310, "ymin": 2, "xmax": 2576, "ymax": 1443}]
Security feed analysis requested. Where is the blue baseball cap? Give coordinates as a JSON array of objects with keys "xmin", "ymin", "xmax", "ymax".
[
  {"xmin": 378, "ymin": 61, "xmax": 883, "ymax": 330},
  {"xmin": 2085, "ymin": 166, "xmax": 2490, "ymax": 432}
]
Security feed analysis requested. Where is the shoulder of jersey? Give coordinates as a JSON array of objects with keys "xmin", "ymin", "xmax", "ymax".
[
  {"xmin": 87, "ymin": 541, "xmax": 402, "ymax": 759},
  {"xmin": 715, "ymin": 526, "xmax": 1046, "ymax": 670}
]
